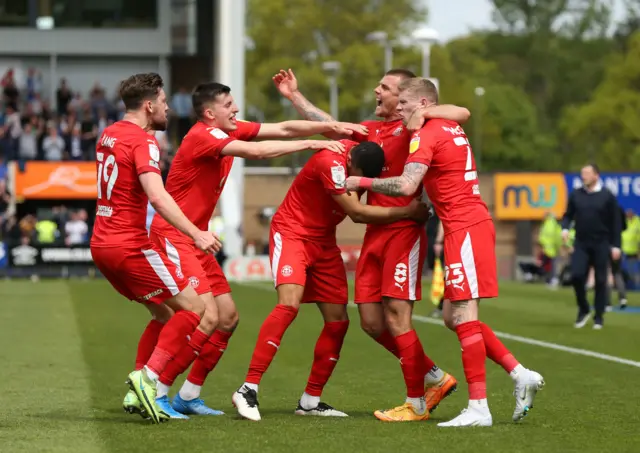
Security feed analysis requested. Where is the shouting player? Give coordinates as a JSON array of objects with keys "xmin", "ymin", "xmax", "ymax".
[
  {"xmin": 134, "ymin": 82, "xmax": 363, "ymax": 419},
  {"xmin": 273, "ymin": 68, "xmax": 468, "ymax": 421},
  {"xmin": 346, "ymin": 77, "xmax": 545, "ymax": 427},
  {"xmin": 90, "ymin": 73, "xmax": 221, "ymax": 424},
  {"xmin": 233, "ymin": 140, "xmax": 430, "ymax": 421}
]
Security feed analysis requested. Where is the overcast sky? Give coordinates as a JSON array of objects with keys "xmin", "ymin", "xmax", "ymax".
[{"xmin": 425, "ymin": 0, "xmax": 628, "ymax": 42}]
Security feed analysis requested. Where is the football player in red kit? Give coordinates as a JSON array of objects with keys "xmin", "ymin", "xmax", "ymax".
[
  {"xmin": 90, "ymin": 73, "xmax": 221, "ymax": 424},
  {"xmin": 346, "ymin": 77, "xmax": 544, "ymax": 427},
  {"xmin": 273, "ymin": 68, "xmax": 470, "ymax": 421},
  {"xmin": 232, "ymin": 139, "xmax": 430, "ymax": 421}
]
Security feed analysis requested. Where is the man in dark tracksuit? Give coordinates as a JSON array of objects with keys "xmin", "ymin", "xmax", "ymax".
[{"xmin": 561, "ymin": 164, "xmax": 622, "ymax": 329}]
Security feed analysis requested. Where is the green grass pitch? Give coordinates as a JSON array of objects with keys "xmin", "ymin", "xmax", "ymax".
[{"xmin": 0, "ymin": 279, "xmax": 638, "ymax": 453}]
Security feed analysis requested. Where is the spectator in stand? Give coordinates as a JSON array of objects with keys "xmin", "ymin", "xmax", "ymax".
[
  {"xmin": 26, "ymin": 68, "xmax": 42, "ymax": 102},
  {"xmin": 19, "ymin": 214, "xmax": 37, "ymax": 243},
  {"xmin": 2, "ymin": 70, "xmax": 19, "ymax": 105},
  {"xmin": 0, "ymin": 178, "xmax": 10, "ymax": 221},
  {"xmin": 67, "ymin": 124, "xmax": 84, "ymax": 160},
  {"xmin": 56, "ymin": 78, "xmax": 73, "ymax": 116},
  {"xmin": 68, "ymin": 92, "xmax": 84, "ymax": 115},
  {"xmin": 2, "ymin": 214, "xmax": 20, "ymax": 243},
  {"xmin": 42, "ymin": 124, "xmax": 65, "ymax": 161},
  {"xmin": 80, "ymin": 104, "xmax": 98, "ymax": 159},
  {"xmin": 97, "ymin": 108, "xmax": 109, "ymax": 136},
  {"xmin": 19, "ymin": 122, "xmax": 38, "ymax": 160},
  {"xmin": 4, "ymin": 103, "xmax": 22, "ymax": 159},
  {"xmin": 0, "ymin": 155, "xmax": 7, "ymax": 180},
  {"xmin": 65, "ymin": 210, "xmax": 88, "ymax": 245}
]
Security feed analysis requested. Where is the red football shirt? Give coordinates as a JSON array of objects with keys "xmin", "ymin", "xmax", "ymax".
[
  {"xmin": 406, "ymin": 119, "xmax": 491, "ymax": 234},
  {"xmin": 353, "ymin": 119, "xmax": 417, "ymax": 231},
  {"xmin": 91, "ymin": 120, "xmax": 162, "ymax": 248},
  {"xmin": 271, "ymin": 143, "xmax": 355, "ymax": 244},
  {"xmin": 150, "ymin": 120, "xmax": 261, "ymax": 242}
]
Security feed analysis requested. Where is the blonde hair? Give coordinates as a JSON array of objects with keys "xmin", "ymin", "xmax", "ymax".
[{"xmin": 398, "ymin": 77, "xmax": 439, "ymax": 104}]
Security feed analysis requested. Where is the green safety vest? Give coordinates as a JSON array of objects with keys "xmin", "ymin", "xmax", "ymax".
[
  {"xmin": 36, "ymin": 220, "xmax": 57, "ymax": 244},
  {"xmin": 621, "ymin": 215, "xmax": 640, "ymax": 255},
  {"xmin": 539, "ymin": 218, "xmax": 562, "ymax": 258},
  {"xmin": 566, "ymin": 229, "xmax": 576, "ymax": 248}
]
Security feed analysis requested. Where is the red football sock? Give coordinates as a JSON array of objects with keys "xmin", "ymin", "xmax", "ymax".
[
  {"xmin": 146, "ymin": 310, "xmax": 200, "ymax": 376},
  {"xmin": 395, "ymin": 330, "xmax": 429, "ymax": 398},
  {"xmin": 245, "ymin": 305, "xmax": 298, "ymax": 385},
  {"xmin": 187, "ymin": 329, "xmax": 234, "ymax": 386},
  {"xmin": 158, "ymin": 328, "xmax": 210, "ymax": 386},
  {"xmin": 135, "ymin": 319, "xmax": 164, "ymax": 370},
  {"xmin": 480, "ymin": 322, "xmax": 519, "ymax": 374},
  {"xmin": 304, "ymin": 320, "xmax": 349, "ymax": 397},
  {"xmin": 455, "ymin": 320, "xmax": 487, "ymax": 400},
  {"xmin": 375, "ymin": 329, "xmax": 400, "ymax": 358}
]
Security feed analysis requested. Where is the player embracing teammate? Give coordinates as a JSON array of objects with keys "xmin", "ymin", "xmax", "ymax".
[{"xmin": 346, "ymin": 77, "xmax": 545, "ymax": 427}]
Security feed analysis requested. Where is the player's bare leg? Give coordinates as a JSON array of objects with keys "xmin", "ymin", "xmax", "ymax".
[
  {"xmin": 171, "ymin": 293, "xmax": 237, "ymax": 416},
  {"xmin": 295, "ymin": 303, "xmax": 349, "ymax": 417},
  {"xmin": 233, "ymin": 284, "xmax": 302, "ymax": 421},
  {"xmin": 155, "ymin": 291, "xmax": 221, "ymax": 418},
  {"xmin": 441, "ymin": 300, "xmax": 544, "ymax": 425},
  {"xmin": 123, "ymin": 303, "xmax": 173, "ymax": 419},
  {"xmin": 358, "ymin": 302, "xmax": 456, "ymax": 413},
  {"xmin": 127, "ymin": 286, "xmax": 205, "ymax": 424},
  {"xmin": 373, "ymin": 298, "xmax": 450, "ymax": 422}
]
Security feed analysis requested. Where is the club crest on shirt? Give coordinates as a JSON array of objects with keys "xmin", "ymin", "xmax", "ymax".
[
  {"xmin": 409, "ymin": 135, "xmax": 420, "ymax": 154},
  {"xmin": 281, "ymin": 265, "xmax": 293, "ymax": 277},
  {"xmin": 331, "ymin": 165, "xmax": 346, "ymax": 189},
  {"xmin": 393, "ymin": 126, "xmax": 404, "ymax": 136}
]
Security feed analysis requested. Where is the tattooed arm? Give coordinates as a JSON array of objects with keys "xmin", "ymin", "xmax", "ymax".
[
  {"xmin": 273, "ymin": 68, "xmax": 355, "ymax": 140},
  {"xmin": 345, "ymin": 162, "xmax": 428, "ymax": 197}
]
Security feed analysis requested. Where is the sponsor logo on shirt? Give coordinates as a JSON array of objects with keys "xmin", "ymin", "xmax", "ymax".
[
  {"xmin": 210, "ymin": 128, "xmax": 229, "ymax": 139},
  {"xmin": 331, "ymin": 165, "xmax": 346, "ymax": 189}
]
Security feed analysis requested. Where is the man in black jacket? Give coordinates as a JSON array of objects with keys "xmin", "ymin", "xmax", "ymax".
[{"xmin": 561, "ymin": 164, "xmax": 622, "ymax": 329}]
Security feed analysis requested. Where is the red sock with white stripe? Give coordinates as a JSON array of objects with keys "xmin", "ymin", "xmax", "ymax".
[
  {"xmin": 156, "ymin": 328, "xmax": 210, "ymax": 398},
  {"xmin": 480, "ymin": 322, "xmax": 521, "ymax": 376},
  {"xmin": 455, "ymin": 320, "xmax": 487, "ymax": 402},
  {"xmin": 395, "ymin": 330, "xmax": 429, "ymax": 414},
  {"xmin": 145, "ymin": 310, "xmax": 201, "ymax": 378},
  {"xmin": 178, "ymin": 329, "xmax": 234, "ymax": 401},
  {"xmin": 134, "ymin": 319, "xmax": 164, "ymax": 370},
  {"xmin": 243, "ymin": 305, "xmax": 298, "ymax": 390},
  {"xmin": 301, "ymin": 320, "xmax": 349, "ymax": 409}
]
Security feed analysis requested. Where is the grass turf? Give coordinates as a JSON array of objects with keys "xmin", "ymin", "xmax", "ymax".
[{"xmin": 0, "ymin": 279, "xmax": 638, "ymax": 453}]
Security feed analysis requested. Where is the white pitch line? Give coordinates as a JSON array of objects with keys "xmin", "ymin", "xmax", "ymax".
[{"xmin": 238, "ymin": 281, "xmax": 640, "ymax": 369}]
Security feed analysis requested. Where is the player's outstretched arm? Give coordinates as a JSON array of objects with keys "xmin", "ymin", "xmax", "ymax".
[
  {"xmin": 345, "ymin": 162, "xmax": 428, "ymax": 197},
  {"xmin": 255, "ymin": 121, "xmax": 368, "ymax": 140},
  {"xmin": 273, "ymin": 69, "xmax": 335, "ymax": 122},
  {"xmin": 139, "ymin": 172, "xmax": 221, "ymax": 253},
  {"xmin": 333, "ymin": 193, "xmax": 430, "ymax": 225},
  {"xmin": 220, "ymin": 139, "xmax": 344, "ymax": 160}
]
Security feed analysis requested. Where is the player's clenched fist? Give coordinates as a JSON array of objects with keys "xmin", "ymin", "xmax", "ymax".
[
  {"xmin": 406, "ymin": 199, "xmax": 431, "ymax": 223},
  {"xmin": 306, "ymin": 140, "xmax": 345, "ymax": 153},
  {"xmin": 193, "ymin": 230, "xmax": 222, "ymax": 254}
]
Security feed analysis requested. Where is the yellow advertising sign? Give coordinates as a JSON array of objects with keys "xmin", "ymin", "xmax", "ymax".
[{"xmin": 493, "ymin": 173, "xmax": 568, "ymax": 220}]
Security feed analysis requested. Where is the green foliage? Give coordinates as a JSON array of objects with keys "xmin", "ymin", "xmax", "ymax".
[{"xmin": 245, "ymin": 0, "xmax": 634, "ymax": 170}]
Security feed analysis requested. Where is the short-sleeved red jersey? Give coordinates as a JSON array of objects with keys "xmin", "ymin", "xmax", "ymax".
[
  {"xmin": 271, "ymin": 142, "xmax": 356, "ymax": 244},
  {"xmin": 406, "ymin": 119, "xmax": 491, "ymax": 234},
  {"xmin": 91, "ymin": 121, "xmax": 162, "ymax": 248},
  {"xmin": 353, "ymin": 119, "xmax": 416, "ymax": 231},
  {"xmin": 150, "ymin": 120, "xmax": 261, "ymax": 242}
]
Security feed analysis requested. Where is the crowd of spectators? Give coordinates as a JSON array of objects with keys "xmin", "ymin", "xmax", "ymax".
[{"xmin": 0, "ymin": 67, "xmax": 183, "ymax": 247}]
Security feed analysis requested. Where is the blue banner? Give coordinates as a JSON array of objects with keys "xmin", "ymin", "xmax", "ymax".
[
  {"xmin": 564, "ymin": 173, "xmax": 640, "ymax": 212},
  {"xmin": 0, "ymin": 242, "xmax": 7, "ymax": 268}
]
